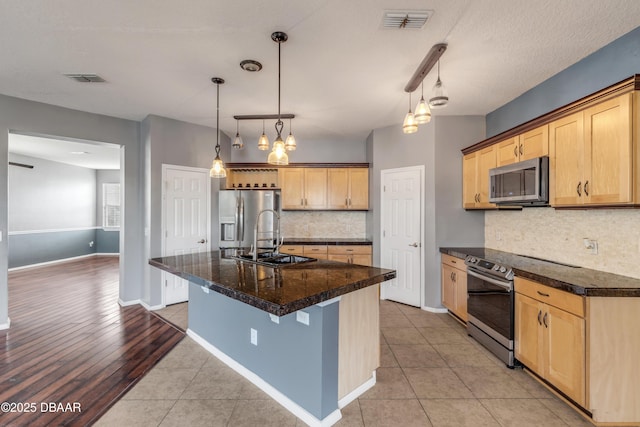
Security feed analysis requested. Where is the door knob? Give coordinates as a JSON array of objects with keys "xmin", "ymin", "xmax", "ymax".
[
  {"xmin": 409, "ymin": 242, "xmax": 419, "ymax": 247},
  {"xmin": 197, "ymin": 239, "xmax": 206, "ymax": 244}
]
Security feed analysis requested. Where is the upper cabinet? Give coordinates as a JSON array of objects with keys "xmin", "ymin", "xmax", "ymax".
[
  {"xmin": 327, "ymin": 168, "xmax": 369, "ymax": 210},
  {"xmin": 463, "ymin": 146, "xmax": 496, "ymax": 209},
  {"xmin": 462, "ymin": 75, "xmax": 640, "ymax": 210},
  {"xmin": 496, "ymin": 125, "xmax": 549, "ymax": 167},
  {"xmin": 550, "ymin": 93, "xmax": 633, "ymax": 207},
  {"xmin": 278, "ymin": 166, "xmax": 369, "ymax": 211}
]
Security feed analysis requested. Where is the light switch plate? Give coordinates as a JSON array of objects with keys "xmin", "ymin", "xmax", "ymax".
[{"xmin": 250, "ymin": 328, "xmax": 258, "ymax": 345}]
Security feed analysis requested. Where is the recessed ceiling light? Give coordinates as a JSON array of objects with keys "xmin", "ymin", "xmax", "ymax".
[
  {"xmin": 240, "ymin": 60, "xmax": 263, "ymax": 72},
  {"xmin": 63, "ymin": 74, "xmax": 106, "ymax": 83}
]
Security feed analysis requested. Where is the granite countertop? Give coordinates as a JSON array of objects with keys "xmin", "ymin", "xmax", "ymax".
[
  {"xmin": 150, "ymin": 250, "xmax": 395, "ymax": 316},
  {"xmin": 282, "ymin": 238, "xmax": 372, "ymax": 245},
  {"xmin": 440, "ymin": 247, "xmax": 640, "ymax": 297}
]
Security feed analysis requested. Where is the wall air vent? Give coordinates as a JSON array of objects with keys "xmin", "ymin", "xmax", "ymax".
[
  {"xmin": 63, "ymin": 74, "xmax": 106, "ymax": 83},
  {"xmin": 382, "ymin": 10, "xmax": 432, "ymax": 29}
]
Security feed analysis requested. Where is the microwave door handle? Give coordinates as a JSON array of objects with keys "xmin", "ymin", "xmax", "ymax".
[{"xmin": 467, "ymin": 269, "xmax": 513, "ymax": 291}]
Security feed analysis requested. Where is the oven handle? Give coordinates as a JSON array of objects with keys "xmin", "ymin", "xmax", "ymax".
[{"xmin": 467, "ymin": 268, "xmax": 514, "ymax": 291}]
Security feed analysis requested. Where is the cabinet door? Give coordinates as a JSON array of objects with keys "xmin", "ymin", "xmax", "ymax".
[
  {"xmin": 327, "ymin": 168, "xmax": 349, "ymax": 209},
  {"xmin": 348, "ymin": 168, "xmax": 369, "ymax": 210},
  {"xmin": 583, "ymin": 93, "xmax": 633, "ymax": 205},
  {"xmin": 462, "ymin": 153, "xmax": 478, "ymax": 208},
  {"xmin": 304, "ymin": 168, "xmax": 328, "ymax": 209},
  {"xmin": 477, "ymin": 146, "xmax": 496, "ymax": 208},
  {"xmin": 496, "ymin": 136, "xmax": 520, "ymax": 166},
  {"xmin": 550, "ymin": 112, "xmax": 584, "ymax": 206},
  {"xmin": 280, "ymin": 168, "xmax": 306, "ymax": 209},
  {"xmin": 454, "ymin": 268, "xmax": 467, "ymax": 322},
  {"xmin": 441, "ymin": 264, "xmax": 456, "ymax": 311},
  {"xmin": 515, "ymin": 293, "xmax": 543, "ymax": 374},
  {"xmin": 520, "ymin": 124, "xmax": 549, "ymax": 161},
  {"xmin": 546, "ymin": 305, "xmax": 586, "ymax": 406},
  {"xmin": 351, "ymin": 254, "xmax": 372, "ymax": 266}
]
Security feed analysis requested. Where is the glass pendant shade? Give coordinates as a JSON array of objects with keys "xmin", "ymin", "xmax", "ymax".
[
  {"xmin": 257, "ymin": 132, "xmax": 270, "ymax": 150},
  {"xmin": 402, "ymin": 110, "xmax": 418, "ymax": 134},
  {"xmin": 267, "ymin": 136, "xmax": 289, "ymax": 165},
  {"xmin": 285, "ymin": 132, "xmax": 296, "ymax": 151},
  {"xmin": 414, "ymin": 95, "xmax": 432, "ymax": 124},
  {"xmin": 232, "ymin": 133, "xmax": 244, "ymax": 150},
  {"xmin": 429, "ymin": 77, "xmax": 449, "ymax": 108},
  {"xmin": 210, "ymin": 155, "xmax": 226, "ymax": 178}
]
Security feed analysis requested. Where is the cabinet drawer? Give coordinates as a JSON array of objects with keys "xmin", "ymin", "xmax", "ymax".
[
  {"xmin": 303, "ymin": 245, "xmax": 328, "ymax": 255},
  {"xmin": 441, "ymin": 254, "xmax": 465, "ymax": 270},
  {"xmin": 515, "ymin": 277, "xmax": 584, "ymax": 317},
  {"xmin": 327, "ymin": 245, "xmax": 372, "ymax": 255},
  {"xmin": 280, "ymin": 245, "xmax": 304, "ymax": 255}
]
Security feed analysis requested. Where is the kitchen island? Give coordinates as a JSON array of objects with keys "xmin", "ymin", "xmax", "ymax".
[{"xmin": 150, "ymin": 250, "xmax": 395, "ymax": 427}]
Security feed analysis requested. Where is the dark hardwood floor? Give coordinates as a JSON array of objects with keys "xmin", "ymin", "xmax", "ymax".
[{"xmin": 0, "ymin": 256, "xmax": 185, "ymax": 426}]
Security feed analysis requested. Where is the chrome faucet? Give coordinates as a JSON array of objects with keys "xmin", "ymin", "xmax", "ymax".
[{"xmin": 253, "ymin": 209, "xmax": 282, "ymax": 261}]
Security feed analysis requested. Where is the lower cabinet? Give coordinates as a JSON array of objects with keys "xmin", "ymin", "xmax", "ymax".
[
  {"xmin": 515, "ymin": 278, "xmax": 585, "ymax": 406},
  {"xmin": 440, "ymin": 254, "xmax": 467, "ymax": 322}
]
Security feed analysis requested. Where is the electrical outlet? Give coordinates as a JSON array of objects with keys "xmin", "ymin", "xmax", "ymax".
[
  {"xmin": 296, "ymin": 311, "xmax": 310, "ymax": 326},
  {"xmin": 583, "ymin": 238, "xmax": 598, "ymax": 255},
  {"xmin": 495, "ymin": 231, "xmax": 502, "ymax": 241},
  {"xmin": 250, "ymin": 328, "xmax": 258, "ymax": 346},
  {"xmin": 89, "ymin": 241, "xmax": 94, "ymax": 247}
]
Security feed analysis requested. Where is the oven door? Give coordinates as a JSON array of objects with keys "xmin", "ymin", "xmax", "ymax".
[{"xmin": 466, "ymin": 267, "xmax": 514, "ymax": 341}]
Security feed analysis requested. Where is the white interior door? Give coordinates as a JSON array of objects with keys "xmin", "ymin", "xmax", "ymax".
[
  {"xmin": 380, "ymin": 166, "xmax": 423, "ymax": 307},
  {"xmin": 162, "ymin": 165, "xmax": 210, "ymax": 306}
]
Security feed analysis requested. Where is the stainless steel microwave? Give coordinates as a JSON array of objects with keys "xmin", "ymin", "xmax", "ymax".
[{"xmin": 489, "ymin": 156, "xmax": 549, "ymax": 206}]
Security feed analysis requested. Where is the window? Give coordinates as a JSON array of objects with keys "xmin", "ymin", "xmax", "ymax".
[{"xmin": 103, "ymin": 183, "xmax": 121, "ymax": 228}]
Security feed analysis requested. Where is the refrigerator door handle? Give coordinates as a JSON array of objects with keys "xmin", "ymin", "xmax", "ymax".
[{"xmin": 238, "ymin": 196, "xmax": 244, "ymax": 242}]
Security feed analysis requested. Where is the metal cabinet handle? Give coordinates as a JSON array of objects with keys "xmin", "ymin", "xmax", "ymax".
[
  {"xmin": 514, "ymin": 146, "xmax": 518, "ymax": 157},
  {"xmin": 543, "ymin": 312, "xmax": 549, "ymax": 328},
  {"xmin": 537, "ymin": 310, "xmax": 542, "ymax": 325},
  {"xmin": 450, "ymin": 272, "xmax": 454, "ymax": 281},
  {"xmin": 536, "ymin": 290, "xmax": 550, "ymax": 297},
  {"xmin": 301, "ymin": 198, "xmax": 304, "ymax": 206},
  {"xmin": 584, "ymin": 180, "xmax": 589, "ymax": 196},
  {"xmin": 576, "ymin": 181, "xmax": 582, "ymax": 197},
  {"xmin": 519, "ymin": 144, "xmax": 523, "ymax": 156},
  {"xmin": 452, "ymin": 272, "xmax": 456, "ymax": 283}
]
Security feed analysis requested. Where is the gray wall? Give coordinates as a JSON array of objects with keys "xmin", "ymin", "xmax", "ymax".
[
  {"xmin": 142, "ymin": 115, "xmax": 229, "ymax": 307},
  {"xmin": 8, "ymin": 153, "xmax": 98, "ymax": 268},
  {"xmin": 96, "ymin": 169, "xmax": 121, "ymax": 253},
  {"xmin": 0, "ymin": 93, "xmax": 140, "ymax": 326},
  {"xmin": 487, "ymin": 25, "xmax": 640, "ymax": 137},
  {"xmin": 189, "ymin": 282, "xmax": 339, "ymax": 420},
  {"xmin": 230, "ymin": 138, "xmax": 366, "ymax": 163},
  {"xmin": 368, "ymin": 116, "xmax": 485, "ymax": 309}
]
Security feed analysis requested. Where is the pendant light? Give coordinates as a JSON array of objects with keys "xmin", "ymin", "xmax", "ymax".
[
  {"xmin": 429, "ymin": 60, "xmax": 449, "ymax": 109},
  {"xmin": 257, "ymin": 120, "xmax": 269, "ymax": 150},
  {"xmin": 267, "ymin": 31, "xmax": 289, "ymax": 165},
  {"xmin": 285, "ymin": 118, "xmax": 296, "ymax": 151},
  {"xmin": 232, "ymin": 119, "xmax": 244, "ymax": 149},
  {"xmin": 210, "ymin": 77, "xmax": 226, "ymax": 178},
  {"xmin": 402, "ymin": 91, "xmax": 418, "ymax": 134},
  {"xmin": 414, "ymin": 81, "xmax": 432, "ymax": 124}
]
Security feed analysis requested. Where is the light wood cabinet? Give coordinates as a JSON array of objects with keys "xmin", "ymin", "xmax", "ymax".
[
  {"xmin": 303, "ymin": 245, "xmax": 329, "ymax": 260},
  {"xmin": 463, "ymin": 145, "xmax": 496, "ymax": 209},
  {"xmin": 327, "ymin": 168, "xmax": 369, "ymax": 210},
  {"xmin": 327, "ymin": 245, "xmax": 372, "ymax": 266},
  {"xmin": 515, "ymin": 277, "xmax": 585, "ymax": 407},
  {"xmin": 440, "ymin": 254, "xmax": 467, "ymax": 322},
  {"xmin": 496, "ymin": 125, "xmax": 549, "ymax": 167},
  {"xmin": 279, "ymin": 168, "xmax": 328, "ymax": 210},
  {"xmin": 279, "ymin": 245, "xmax": 304, "ymax": 255},
  {"xmin": 550, "ymin": 93, "xmax": 633, "ymax": 207}
]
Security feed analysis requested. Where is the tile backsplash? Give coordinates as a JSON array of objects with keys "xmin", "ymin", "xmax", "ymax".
[
  {"xmin": 486, "ymin": 208, "xmax": 640, "ymax": 279},
  {"xmin": 281, "ymin": 211, "xmax": 367, "ymax": 239}
]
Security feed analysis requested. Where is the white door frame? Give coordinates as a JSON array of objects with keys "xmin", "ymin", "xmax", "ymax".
[
  {"xmin": 380, "ymin": 165, "xmax": 425, "ymax": 308},
  {"xmin": 161, "ymin": 164, "xmax": 211, "ymax": 306}
]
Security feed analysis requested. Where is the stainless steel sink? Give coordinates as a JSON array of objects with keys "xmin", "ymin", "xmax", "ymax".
[{"xmin": 230, "ymin": 252, "xmax": 317, "ymax": 267}]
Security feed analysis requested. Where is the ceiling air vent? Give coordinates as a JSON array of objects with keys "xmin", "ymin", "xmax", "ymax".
[
  {"xmin": 64, "ymin": 74, "xmax": 106, "ymax": 83},
  {"xmin": 382, "ymin": 10, "xmax": 432, "ymax": 29}
]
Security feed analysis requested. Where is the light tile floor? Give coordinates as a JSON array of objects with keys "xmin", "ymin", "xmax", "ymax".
[{"xmin": 96, "ymin": 300, "xmax": 594, "ymax": 426}]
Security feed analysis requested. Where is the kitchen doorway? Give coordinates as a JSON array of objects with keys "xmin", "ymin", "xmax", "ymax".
[
  {"xmin": 380, "ymin": 166, "xmax": 424, "ymax": 307},
  {"xmin": 161, "ymin": 164, "xmax": 211, "ymax": 305}
]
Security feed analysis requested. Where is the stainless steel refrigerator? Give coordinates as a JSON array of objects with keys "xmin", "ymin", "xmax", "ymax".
[{"xmin": 218, "ymin": 190, "xmax": 281, "ymax": 249}]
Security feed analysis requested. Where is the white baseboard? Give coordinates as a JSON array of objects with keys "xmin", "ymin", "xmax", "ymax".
[
  {"xmin": 118, "ymin": 298, "xmax": 141, "ymax": 307},
  {"xmin": 188, "ymin": 329, "xmax": 342, "ymax": 427},
  {"xmin": 338, "ymin": 371, "xmax": 376, "ymax": 408},
  {"xmin": 421, "ymin": 305, "xmax": 448, "ymax": 314},
  {"xmin": 8, "ymin": 253, "xmax": 118, "ymax": 271},
  {"xmin": 140, "ymin": 300, "xmax": 165, "ymax": 311},
  {"xmin": 0, "ymin": 317, "xmax": 10, "ymax": 330}
]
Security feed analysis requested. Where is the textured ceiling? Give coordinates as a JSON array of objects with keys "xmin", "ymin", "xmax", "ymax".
[{"xmin": 2, "ymin": 0, "xmax": 640, "ymax": 167}]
